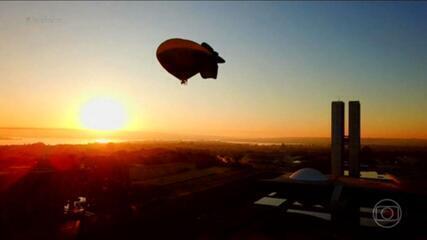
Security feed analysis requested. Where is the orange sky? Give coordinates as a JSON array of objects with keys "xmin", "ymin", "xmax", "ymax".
[{"xmin": 0, "ymin": 2, "xmax": 426, "ymax": 139}]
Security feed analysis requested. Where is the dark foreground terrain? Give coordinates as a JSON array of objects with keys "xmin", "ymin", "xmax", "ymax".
[{"xmin": 0, "ymin": 141, "xmax": 426, "ymax": 239}]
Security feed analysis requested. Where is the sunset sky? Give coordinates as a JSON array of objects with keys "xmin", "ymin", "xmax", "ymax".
[{"xmin": 0, "ymin": 2, "xmax": 426, "ymax": 139}]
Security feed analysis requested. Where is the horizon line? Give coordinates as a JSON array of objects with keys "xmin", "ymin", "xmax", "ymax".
[{"xmin": 1, "ymin": 127, "xmax": 427, "ymax": 141}]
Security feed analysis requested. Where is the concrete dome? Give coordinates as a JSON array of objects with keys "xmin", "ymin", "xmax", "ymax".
[{"xmin": 289, "ymin": 168, "xmax": 328, "ymax": 182}]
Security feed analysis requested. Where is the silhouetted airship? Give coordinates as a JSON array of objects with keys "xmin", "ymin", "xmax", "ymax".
[{"xmin": 156, "ymin": 38, "xmax": 225, "ymax": 84}]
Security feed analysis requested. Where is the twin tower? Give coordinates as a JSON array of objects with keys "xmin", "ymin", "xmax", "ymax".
[{"xmin": 331, "ymin": 101, "xmax": 361, "ymax": 178}]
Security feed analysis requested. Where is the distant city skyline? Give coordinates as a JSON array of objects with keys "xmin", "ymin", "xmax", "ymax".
[{"xmin": 0, "ymin": 2, "xmax": 426, "ymax": 139}]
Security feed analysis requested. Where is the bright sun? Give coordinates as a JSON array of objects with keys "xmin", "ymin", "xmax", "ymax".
[{"xmin": 80, "ymin": 97, "xmax": 128, "ymax": 131}]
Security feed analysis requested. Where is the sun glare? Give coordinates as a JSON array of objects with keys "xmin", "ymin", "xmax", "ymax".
[{"xmin": 80, "ymin": 97, "xmax": 128, "ymax": 131}]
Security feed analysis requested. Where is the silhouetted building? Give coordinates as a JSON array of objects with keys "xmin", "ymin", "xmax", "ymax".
[
  {"xmin": 348, "ymin": 101, "xmax": 361, "ymax": 177},
  {"xmin": 331, "ymin": 101, "xmax": 344, "ymax": 177}
]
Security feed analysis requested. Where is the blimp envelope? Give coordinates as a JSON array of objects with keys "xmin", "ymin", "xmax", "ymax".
[{"xmin": 156, "ymin": 38, "xmax": 225, "ymax": 84}]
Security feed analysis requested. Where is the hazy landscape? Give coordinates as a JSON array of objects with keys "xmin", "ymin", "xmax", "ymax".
[
  {"xmin": 2, "ymin": 128, "xmax": 427, "ymax": 146},
  {"xmin": 0, "ymin": 139, "xmax": 426, "ymax": 239}
]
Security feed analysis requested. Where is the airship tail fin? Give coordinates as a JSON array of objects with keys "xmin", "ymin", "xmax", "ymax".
[
  {"xmin": 201, "ymin": 42, "xmax": 214, "ymax": 52},
  {"xmin": 201, "ymin": 42, "xmax": 225, "ymax": 64}
]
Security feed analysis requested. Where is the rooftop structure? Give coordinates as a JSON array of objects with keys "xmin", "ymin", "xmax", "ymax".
[{"xmin": 289, "ymin": 168, "xmax": 328, "ymax": 182}]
